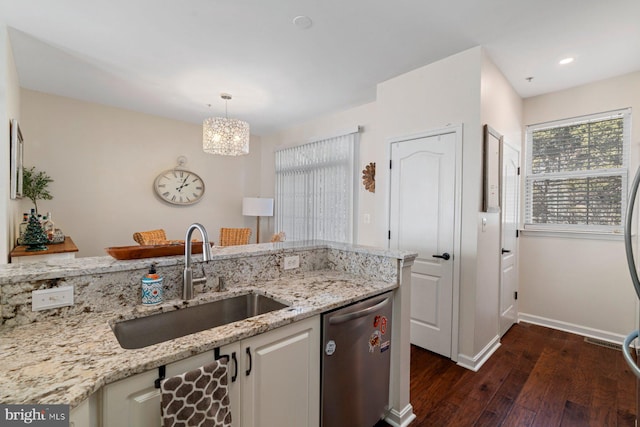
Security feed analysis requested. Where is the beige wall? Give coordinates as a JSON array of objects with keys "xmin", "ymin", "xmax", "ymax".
[
  {"xmin": 520, "ymin": 72, "xmax": 640, "ymax": 341},
  {"xmin": 19, "ymin": 90, "xmax": 263, "ymax": 257},
  {"xmin": 1, "ymin": 24, "xmax": 21, "ymax": 264}
]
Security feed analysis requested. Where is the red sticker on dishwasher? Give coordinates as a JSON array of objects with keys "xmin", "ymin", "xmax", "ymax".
[
  {"xmin": 373, "ymin": 315, "xmax": 380, "ymax": 327},
  {"xmin": 368, "ymin": 330, "xmax": 381, "ymax": 353},
  {"xmin": 380, "ymin": 316, "xmax": 387, "ymax": 334}
]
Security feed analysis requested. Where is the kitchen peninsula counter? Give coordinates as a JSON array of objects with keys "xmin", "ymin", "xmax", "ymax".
[
  {"xmin": 0, "ymin": 241, "xmax": 416, "ymax": 425},
  {"xmin": 1, "ymin": 270, "xmax": 394, "ymax": 406}
]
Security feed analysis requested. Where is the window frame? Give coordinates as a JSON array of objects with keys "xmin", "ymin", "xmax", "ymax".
[{"xmin": 524, "ymin": 108, "xmax": 631, "ymax": 234}]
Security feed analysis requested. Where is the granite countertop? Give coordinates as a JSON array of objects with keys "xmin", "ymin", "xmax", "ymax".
[{"xmin": 0, "ymin": 270, "xmax": 397, "ymax": 408}]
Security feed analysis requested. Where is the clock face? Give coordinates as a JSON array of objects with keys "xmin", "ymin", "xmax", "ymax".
[{"xmin": 153, "ymin": 169, "xmax": 205, "ymax": 205}]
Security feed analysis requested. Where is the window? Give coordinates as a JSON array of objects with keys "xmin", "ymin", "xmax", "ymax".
[
  {"xmin": 275, "ymin": 130, "xmax": 359, "ymax": 243},
  {"xmin": 524, "ymin": 108, "xmax": 631, "ymax": 233}
]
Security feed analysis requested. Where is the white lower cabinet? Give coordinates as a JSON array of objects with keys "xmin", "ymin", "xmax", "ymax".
[
  {"xmin": 102, "ymin": 315, "xmax": 319, "ymax": 427},
  {"xmin": 70, "ymin": 392, "xmax": 99, "ymax": 427},
  {"xmin": 241, "ymin": 316, "xmax": 319, "ymax": 427}
]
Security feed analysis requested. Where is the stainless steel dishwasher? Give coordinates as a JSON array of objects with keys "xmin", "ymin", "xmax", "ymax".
[{"xmin": 321, "ymin": 291, "xmax": 393, "ymax": 427}]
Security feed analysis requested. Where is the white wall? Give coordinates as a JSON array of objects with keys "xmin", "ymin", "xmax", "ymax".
[
  {"xmin": 0, "ymin": 25, "xmax": 9, "ymax": 264},
  {"xmin": 477, "ymin": 51, "xmax": 523, "ymax": 354},
  {"xmin": 520, "ymin": 72, "xmax": 640, "ymax": 341},
  {"xmin": 377, "ymin": 48, "xmax": 484, "ymax": 361},
  {"xmin": 260, "ymin": 101, "xmax": 380, "ymax": 245},
  {"xmin": 19, "ymin": 90, "xmax": 262, "ymax": 257},
  {"xmin": 0, "ymin": 24, "xmax": 21, "ymax": 264},
  {"xmin": 262, "ymin": 47, "xmax": 521, "ymax": 364}
]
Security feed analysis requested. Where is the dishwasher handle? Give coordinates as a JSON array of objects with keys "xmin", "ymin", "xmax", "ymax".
[{"xmin": 328, "ymin": 295, "xmax": 391, "ymax": 325}]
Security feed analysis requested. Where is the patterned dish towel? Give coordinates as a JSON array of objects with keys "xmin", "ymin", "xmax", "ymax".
[{"xmin": 160, "ymin": 359, "xmax": 232, "ymax": 427}]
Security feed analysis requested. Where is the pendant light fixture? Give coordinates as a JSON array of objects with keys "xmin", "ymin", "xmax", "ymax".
[{"xmin": 203, "ymin": 93, "xmax": 250, "ymax": 156}]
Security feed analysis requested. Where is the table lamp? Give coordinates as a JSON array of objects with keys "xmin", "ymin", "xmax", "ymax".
[{"xmin": 242, "ymin": 197, "xmax": 274, "ymax": 243}]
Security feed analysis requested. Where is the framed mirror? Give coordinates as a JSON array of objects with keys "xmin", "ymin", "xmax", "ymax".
[
  {"xmin": 483, "ymin": 124, "xmax": 503, "ymax": 213},
  {"xmin": 10, "ymin": 118, "xmax": 23, "ymax": 199}
]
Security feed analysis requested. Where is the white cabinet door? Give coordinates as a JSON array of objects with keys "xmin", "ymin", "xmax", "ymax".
[
  {"xmin": 102, "ymin": 367, "xmax": 159, "ymax": 427},
  {"xmin": 102, "ymin": 347, "xmax": 238, "ymax": 427},
  {"xmin": 69, "ymin": 393, "xmax": 98, "ymax": 427},
  {"xmin": 240, "ymin": 316, "xmax": 320, "ymax": 427}
]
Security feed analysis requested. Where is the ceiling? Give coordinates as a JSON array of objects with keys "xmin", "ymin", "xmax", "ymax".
[{"xmin": 2, "ymin": 0, "xmax": 639, "ymax": 136}]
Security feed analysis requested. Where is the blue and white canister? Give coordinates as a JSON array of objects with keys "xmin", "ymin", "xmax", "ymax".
[{"xmin": 142, "ymin": 277, "xmax": 163, "ymax": 305}]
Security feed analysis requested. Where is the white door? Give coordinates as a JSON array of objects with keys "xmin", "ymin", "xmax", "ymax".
[
  {"xmin": 500, "ymin": 142, "xmax": 520, "ymax": 336},
  {"xmin": 389, "ymin": 131, "xmax": 457, "ymax": 358}
]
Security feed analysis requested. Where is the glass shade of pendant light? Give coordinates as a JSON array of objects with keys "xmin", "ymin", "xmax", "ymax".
[{"xmin": 203, "ymin": 93, "xmax": 250, "ymax": 156}]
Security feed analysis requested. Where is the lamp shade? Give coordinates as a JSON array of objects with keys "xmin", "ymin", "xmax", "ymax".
[
  {"xmin": 203, "ymin": 117, "xmax": 250, "ymax": 156},
  {"xmin": 242, "ymin": 197, "xmax": 274, "ymax": 217}
]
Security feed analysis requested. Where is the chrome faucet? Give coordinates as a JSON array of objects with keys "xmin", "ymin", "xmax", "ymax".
[{"xmin": 183, "ymin": 223, "xmax": 212, "ymax": 299}]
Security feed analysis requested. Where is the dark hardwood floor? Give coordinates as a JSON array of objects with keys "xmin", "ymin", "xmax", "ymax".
[{"xmin": 385, "ymin": 322, "xmax": 636, "ymax": 426}]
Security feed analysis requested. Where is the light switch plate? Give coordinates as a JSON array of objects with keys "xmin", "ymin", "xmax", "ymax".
[
  {"xmin": 32, "ymin": 286, "xmax": 74, "ymax": 311},
  {"xmin": 284, "ymin": 255, "xmax": 300, "ymax": 270}
]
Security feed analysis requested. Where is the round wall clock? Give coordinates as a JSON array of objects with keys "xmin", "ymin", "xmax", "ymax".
[{"xmin": 153, "ymin": 168, "xmax": 205, "ymax": 205}]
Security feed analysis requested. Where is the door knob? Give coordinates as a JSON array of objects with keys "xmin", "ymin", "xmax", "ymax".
[
  {"xmin": 501, "ymin": 249, "xmax": 511, "ymax": 254},
  {"xmin": 432, "ymin": 253, "xmax": 451, "ymax": 261}
]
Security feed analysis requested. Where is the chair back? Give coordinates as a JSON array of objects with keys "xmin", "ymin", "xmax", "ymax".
[
  {"xmin": 133, "ymin": 229, "xmax": 168, "ymax": 245},
  {"xmin": 270, "ymin": 232, "xmax": 286, "ymax": 242},
  {"xmin": 219, "ymin": 228, "xmax": 252, "ymax": 246}
]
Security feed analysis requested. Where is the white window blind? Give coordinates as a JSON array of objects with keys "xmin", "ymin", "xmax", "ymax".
[
  {"xmin": 275, "ymin": 131, "xmax": 359, "ymax": 243},
  {"xmin": 524, "ymin": 108, "xmax": 631, "ymax": 233}
]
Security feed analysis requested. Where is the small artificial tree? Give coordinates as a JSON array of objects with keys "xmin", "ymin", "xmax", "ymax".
[
  {"xmin": 22, "ymin": 166, "xmax": 54, "ymax": 214},
  {"xmin": 23, "ymin": 212, "xmax": 48, "ymax": 251}
]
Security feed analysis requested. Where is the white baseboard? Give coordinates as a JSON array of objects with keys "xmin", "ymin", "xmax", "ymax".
[
  {"xmin": 518, "ymin": 312, "xmax": 628, "ymax": 345},
  {"xmin": 456, "ymin": 334, "xmax": 501, "ymax": 372},
  {"xmin": 384, "ymin": 404, "xmax": 417, "ymax": 427}
]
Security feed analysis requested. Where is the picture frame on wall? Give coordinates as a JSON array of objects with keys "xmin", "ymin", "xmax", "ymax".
[
  {"xmin": 10, "ymin": 118, "xmax": 23, "ymax": 199},
  {"xmin": 483, "ymin": 124, "xmax": 503, "ymax": 213}
]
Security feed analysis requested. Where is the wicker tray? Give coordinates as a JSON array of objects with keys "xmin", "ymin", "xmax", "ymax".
[{"xmin": 105, "ymin": 242, "xmax": 206, "ymax": 260}]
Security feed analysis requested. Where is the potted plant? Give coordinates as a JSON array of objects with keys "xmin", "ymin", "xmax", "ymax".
[{"xmin": 22, "ymin": 166, "xmax": 54, "ymax": 214}]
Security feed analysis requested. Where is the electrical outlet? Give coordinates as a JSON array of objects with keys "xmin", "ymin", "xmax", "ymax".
[
  {"xmin": 32, "ymin": 286, "xmax": 74, "ymax": 311},
  {"xmin": 284, "ymin": 255, "xmax": 300, "ymax": 270}
]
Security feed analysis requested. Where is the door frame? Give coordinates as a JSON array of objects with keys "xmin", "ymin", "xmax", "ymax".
[{"xmin": 386, "ymin": 124, "xmax": 463, "ymax": 361}]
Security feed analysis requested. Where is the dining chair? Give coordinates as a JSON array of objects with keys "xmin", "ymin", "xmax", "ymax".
[
  {"xmin": 219, "ymin": 228, "xmax": 252, "ymax": 246},
  {"xmin": 133, "ymin": 229, "xmax": 169, "ymax": 245}
]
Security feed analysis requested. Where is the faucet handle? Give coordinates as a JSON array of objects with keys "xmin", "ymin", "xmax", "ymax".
[{"xmin": 192, "ymin": 276, "xmax": 207, "ymax": 286}]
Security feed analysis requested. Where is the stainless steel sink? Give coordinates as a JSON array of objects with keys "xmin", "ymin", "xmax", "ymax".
[{"xmin": 112, "ymin": 293, "xmax": 289, "ymax": 349}]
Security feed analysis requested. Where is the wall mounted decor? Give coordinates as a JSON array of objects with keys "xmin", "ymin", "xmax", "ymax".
[
  {"xmin": 154, "ymin": 156, "xmax": 205, "ymax": 205},
  {"xmin": 10, "ymin": 119, "xmax": 23, "ymax": 199},
  {"xmin": 483, "ymin": 125, "xmax": 503, "ymax": 213},
  {"xmin": 362, "ymin": 162, "xmax": 376, "ymax": 193}
]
